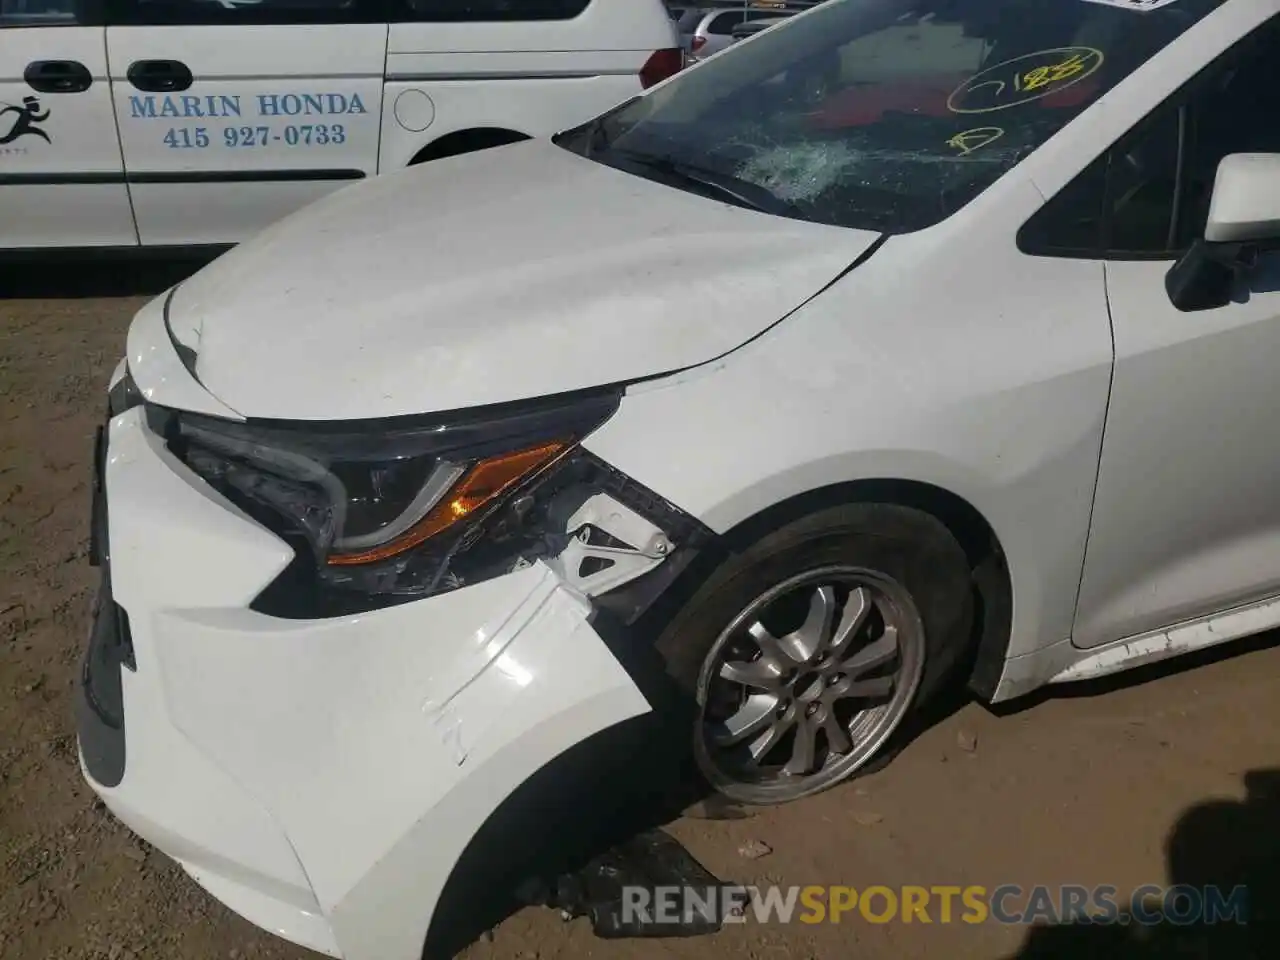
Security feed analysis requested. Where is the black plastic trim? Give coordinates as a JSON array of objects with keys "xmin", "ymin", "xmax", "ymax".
[
  {"xmin": 164, "ymin": 382, "xmax": 627, "ymax": 435},
  {"xmin": 24, "ymin": 59, "xmax": 94, "ymax": 94},
  {"xmin": 0, "ymin": 243, "xmax": 230, "ymax": 263},
  {"xmin": 965, "ymin": 550, "xmax": 1014, "ymax": 701},
  {"xmin": 107, "ymin": 372, "xmax": 144, "ymax": 420},
  {"xmin": 128, "ymin": 168, "xmax": 366, "ymax": 184},
  {"xmin": 76, "ymin": 574, "xmax": 130, "ymax": 788},
  {"xmin": 0, "ymin": 168, "xmax": 364, "ymax": 187},
  {"xmin": 88, "ymin": 423, "xmax": 108, "ymax": 567},
  {"xmin": 0, "ymin": 173, "xmax": 125, "ymax": 186},
  {"xmin": 75, "ymin": 670, "xmax": 126, "ymax": 789},
  {"xmin": 125, "ymin": 58, "xmax": 193, "ymax": 93}
]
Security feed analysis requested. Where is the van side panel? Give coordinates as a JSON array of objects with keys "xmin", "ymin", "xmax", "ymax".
[{"xmin": 380, "ymin": 0, "xmax": 677, "ymax": 170}]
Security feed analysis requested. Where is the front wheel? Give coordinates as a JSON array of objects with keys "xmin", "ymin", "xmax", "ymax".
[{"xmin": 655, "ymin": 504, "xmax": 973, "ymax": 806}]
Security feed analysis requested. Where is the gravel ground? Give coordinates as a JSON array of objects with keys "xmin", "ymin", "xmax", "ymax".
[{"xmin": 2, "ymin": 259, "xmax": 1279, "ymax": 960}]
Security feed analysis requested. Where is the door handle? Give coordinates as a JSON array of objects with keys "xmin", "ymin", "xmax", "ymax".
[
  {"xmin": 126, "ymin": 60, "xmax": 194, "ymax": 93},
  {"xmin": 24, "ymin": 60, "xmax": 93, "ymax": 94}
]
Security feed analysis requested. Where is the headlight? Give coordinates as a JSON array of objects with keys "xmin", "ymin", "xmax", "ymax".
[{"xmin": 146, "ymin": 392, "xmax": 707, "ymax": 617}]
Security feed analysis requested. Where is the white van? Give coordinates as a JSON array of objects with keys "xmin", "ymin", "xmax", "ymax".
[{"xmin": 0, "ymin": 0, "xmax": 680, "ymax": 250}]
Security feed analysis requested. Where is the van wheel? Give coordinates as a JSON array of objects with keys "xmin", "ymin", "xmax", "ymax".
[{"xmin": 654, "ymin": 504, "xmax": 972, "ymax": 805}]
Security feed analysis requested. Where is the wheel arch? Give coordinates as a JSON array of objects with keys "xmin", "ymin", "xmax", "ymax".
[
  {"xmin": 407, "ymin": 127, "xmax": 532, "ymax": 166},
  {"xmin": 667, "ymin": 478, "xmax": 1014, "ymax": 703},
  {"xmin": 419, "ymin": 482, "xmax": 1015, "ymax": 958},
  {"xmin": 420, "ymin": 715, "xmax": 693, "ymax": 958}
]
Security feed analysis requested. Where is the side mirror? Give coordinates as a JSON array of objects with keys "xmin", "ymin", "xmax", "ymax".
[
  {"xmin": 1204, "ymin": 153, "xmax": 1280, "ymax": 244},
  {"xmin": 1165, "ymin": 153, "xmax": 1280, "ymax": 312}
]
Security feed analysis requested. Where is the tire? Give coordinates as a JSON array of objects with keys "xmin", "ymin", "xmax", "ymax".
[{"xmin": 654, "ymin": 503, "xmax": 973, "ymax": 805}]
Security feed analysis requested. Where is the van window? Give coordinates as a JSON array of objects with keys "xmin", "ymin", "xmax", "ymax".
[
  {"xmin": 400, "ymin": 0, "xmax": 591, "ymax": 21},
  {"xmin": 1, "ymin": 0, "xmax": 80, "ymax": 24},
  {"xmin": 107, "ymin": 0, "xmax": 379, "ymax": 26}
]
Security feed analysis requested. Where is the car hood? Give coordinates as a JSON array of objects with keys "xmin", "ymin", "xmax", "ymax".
[{"xmin": 166, "ymin": 139, "xmax": 879, "ymax": 421}]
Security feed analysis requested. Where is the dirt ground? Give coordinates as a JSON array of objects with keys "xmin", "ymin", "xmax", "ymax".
[{"xmin": 2, "ymin": 260, "xmax": 1279, "ymax": 960}]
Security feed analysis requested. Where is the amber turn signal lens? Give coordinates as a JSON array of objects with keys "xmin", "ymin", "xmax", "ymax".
[{"xmin": 328, "ymin": 441, "xmax": 568, "ymax": 567}]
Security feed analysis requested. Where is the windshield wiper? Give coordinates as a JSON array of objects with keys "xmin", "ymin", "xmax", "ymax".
[{"xmin": 607, "ymin": 149, "xmax": 805, "ymax": 220}]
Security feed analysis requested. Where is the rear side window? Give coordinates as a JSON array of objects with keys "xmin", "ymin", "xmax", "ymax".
[
  {"xmin": 1, "ymin": 0, "xmax": 81, "ymax": 23},
  {"xmin": 401, "ymin": 0, "xmax": 590, "ymax": 21}
]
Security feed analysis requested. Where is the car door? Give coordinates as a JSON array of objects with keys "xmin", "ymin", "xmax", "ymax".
[
  {"xmin": 1071, "ymin": 15, "xmax": 1280, "ymax": 648},
  {"xmin": 104, "ymin": 0, "xmax": 387, "ymax": 247},
  {"xmin": 0, "ymin": 0, "xmax": 136, "ymax": 249}
]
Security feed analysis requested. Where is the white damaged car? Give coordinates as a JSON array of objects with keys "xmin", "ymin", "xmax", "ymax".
[{"xmin": 80, "ymin": 0, "xmax": 1280, "ymax": 956}]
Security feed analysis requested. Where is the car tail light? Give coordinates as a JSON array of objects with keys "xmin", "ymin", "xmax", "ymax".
[
  {"xmin": 640, "ymin": 48, "xmax": 683, "ymax": 89},
  {"xmin": 690, "ymin": 35, "xmax": 707, "ymax": 53}
]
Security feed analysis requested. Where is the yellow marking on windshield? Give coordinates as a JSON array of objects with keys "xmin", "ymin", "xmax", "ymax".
[
  {"xmin": 946, "ymin": 127, "xmax": 1004, "ymax": 155},
  {"xmin": 947, "ymin": 47, "xmax": 1104, "ymax": 114}
]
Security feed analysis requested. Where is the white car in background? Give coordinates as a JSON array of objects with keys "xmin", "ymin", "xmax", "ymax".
[
  {"xmin": 688, "ymin": 2, "xmax": 804, "ymax": 61},
  {"xmin": 730, "ymin": 14, "xmax": 794, "ymax": 43},
  {"xmin": 80, "ymin": 0, "xmax": 1280, "ymax": 958},
  {"xmin": 667, "ymin": 3, "xmax": 708, "ymax": 50},
  {"xmin": 0, "ymin": 0, "xmax": 680, "ymax": 251}
]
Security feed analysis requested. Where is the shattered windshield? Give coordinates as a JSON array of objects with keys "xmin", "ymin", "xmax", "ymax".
[{"xmin": 561, "ymin": 0, "xmax": 1220, "ymax": 232}]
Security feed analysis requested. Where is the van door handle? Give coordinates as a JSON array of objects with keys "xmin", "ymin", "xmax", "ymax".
[
  {"xmin": 126, "ymin": 60, "xmax": 194, "ymax": 93},
  {"xmin": 24, "ymin": 60, "xmax": 93, "ymax": 94}
]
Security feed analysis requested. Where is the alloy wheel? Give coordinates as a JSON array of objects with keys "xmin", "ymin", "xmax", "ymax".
[{"xmin": 694, "ymin": 565, "xmax": 925, "ymax": 802}]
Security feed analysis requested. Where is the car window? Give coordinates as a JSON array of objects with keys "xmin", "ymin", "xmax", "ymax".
[
  {"xmin": 0, "ymin": 0, "xmax": 80, "ymax": 23},
  {"xmin": 400, "ymin": 0, "xmax": 590, "ymax": 21},
  {"xmin": 561, "ymin": 0, "xmax": 1220, "ymax": 234},
  {"xmin": 708, "ymin": 11, "xmax": 743, "ymax": 35},
  {"xmin": 1022, "ymin": 15, "xmax": 1280, "ymax": 260},
  {"xmin": 1016, "ymin": 151, "xmax": 1109, "ymax": 258},
  {"xmin": 1106, "ymin": 109, "xmax": 1183, "ymax": 255},
  {"xmin": 107, "ymin": 0, "xmax": 377, "ymax": 25}
]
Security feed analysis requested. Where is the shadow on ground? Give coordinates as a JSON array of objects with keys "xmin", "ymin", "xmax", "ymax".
[
  {"xmin": 1, "ymin": 251, "xmax": 222, "ymax": 299},
  {"xmin": 1005, "ymin": 766, "xmax": 1280, "ymax": 958},
  {"xmin": 991, "ymin": 634, "xmax": 1280, "ymax": 956}
]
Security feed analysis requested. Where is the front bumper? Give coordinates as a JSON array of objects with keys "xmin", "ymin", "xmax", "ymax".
[{"xmin": 77, "ymin": 407, "xmax": 652, "ymax": 960}]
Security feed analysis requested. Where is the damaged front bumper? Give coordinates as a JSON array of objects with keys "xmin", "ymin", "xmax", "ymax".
[{"xmin": 76, "ymin": 404, "xmax": 702, "ymax": 960}]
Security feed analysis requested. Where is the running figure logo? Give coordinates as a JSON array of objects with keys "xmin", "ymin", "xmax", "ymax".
[{"xmin": 0, "ymin": 96, "xmax": 52, "ymax": 146}]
